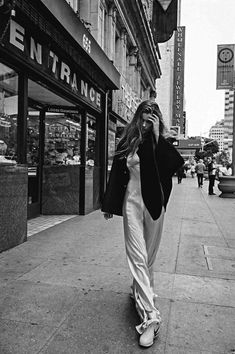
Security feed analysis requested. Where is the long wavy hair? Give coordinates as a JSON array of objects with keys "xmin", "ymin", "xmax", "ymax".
[{"xmin": 117, "ymin": 100, "xmax": 167, "ymax": 157}]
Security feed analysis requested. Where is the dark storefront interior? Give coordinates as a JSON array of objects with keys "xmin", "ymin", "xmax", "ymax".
[{"xmin": 0, "ymin": 62, "xmax": 101, "ymax": 218}]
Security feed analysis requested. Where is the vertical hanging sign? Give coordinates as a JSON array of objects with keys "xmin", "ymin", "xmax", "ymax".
[
  {"xmin": 216, "ymin": 44, "xmax": 234, "ymax": 89},
  {"xmin": 172, "ymin": 26, "xmax": 185, "ymax": 133}
]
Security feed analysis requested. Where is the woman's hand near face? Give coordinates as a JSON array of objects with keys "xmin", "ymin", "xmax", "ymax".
[{"xmin": 148, "ymin": 114, "xmax": 160, "ymax": 142}]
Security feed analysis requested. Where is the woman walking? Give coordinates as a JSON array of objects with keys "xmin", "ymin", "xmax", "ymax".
[{"xmin": 102, "ymin": 100, "xmax": 184, "ymax": 347}]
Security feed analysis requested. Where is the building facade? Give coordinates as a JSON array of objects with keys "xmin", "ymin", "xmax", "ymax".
[
  {"xmin": 209, "ymin": 120, "xmax": 225, "ymax": 152},
  {"xmin": 156, "ymin": 36, "xmax": 175, "ymax": 129},
  {"xmin": 0, "ymin": 0, "xmax": 163, "ymax": 251}
]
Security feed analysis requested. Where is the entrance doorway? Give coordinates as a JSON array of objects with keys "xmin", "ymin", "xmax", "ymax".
[
  {"xmin": 27, "ymin": 108, "xmax": 42, "ymax": 218},
  {"xmin": 27, "ymin": 79, "xmax": 78, "ymax": 219}
]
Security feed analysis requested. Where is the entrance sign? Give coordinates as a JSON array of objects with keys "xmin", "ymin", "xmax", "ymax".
[
  {"xmin": 172, "ymin": 27, "xmax": 185, "ymax": 133},
  {"xmin": 216, "ymin": 44, "xmax": 234, "ymax": 89},
  {"xmin": 7, "ymin": 19, "xmax": 102, "ymax": 111}
]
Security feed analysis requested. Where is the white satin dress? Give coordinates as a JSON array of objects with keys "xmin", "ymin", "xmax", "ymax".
[{"xmin": 122, "ymin": 152, "xmax": 165, "ymax": 334}]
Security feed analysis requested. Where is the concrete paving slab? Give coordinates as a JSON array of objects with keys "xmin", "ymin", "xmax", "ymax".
[
  {"xmin": 181, "ymin": 219, "xmax": 221, "ymax": 238},
  {"xmin": 204, "ymin": 245, "xmax": 235, "ymax": 259},
  {"xmin": 0, "ymin": 319, "xmax": 55, "ymax": 354},
  {"xmin": 228, "ymin": 239, "xmax": 235, "ymax": 248},
  {"xmin": 176, "ymin": 234, "xmax": 235, "ymax": 279},
  {"xmin": 201, "ymin": 189, "xmax": 235, "ymax": 242},
  {"xmin": 0, "ymin": 255, "xmax": 46, "ymax": 285},
  {"xmin": 49, "ymin": 240, "xmax": 128, "ymax": 269},
  {"xmin": 153, "ymin": 272, "xmax": 175, "ymax": 299},
  {"xmin": 1, "ymin": 215, "xmax": 126, "ymax": 268},
  {"xmin": 154, "ymin": 232, "xmax": 180, "ymax": 273},
  {"xmin": 50, "ymin": 228, "xmax": 128, "ymax": 269},
  {"xmin": 167, "ymin": 301, "xmax": 235, "ymax": 353},
  {"xmin": 39, "ymin": 291, "xmax": 170, "ymax": 354},
  {"xmin": 165, "ymin": 345, "xmax": 217, "ymax": 354},
  {"xmin": 19, "ymin": 258, "xmax": 132, "ymax": 294},
  {"xmin": 0, "ymin": 236, "xmax": 70, "ymax": 260},
  {"xmin": 0, "ymin": 280, "xmax": 79, "ymax": 327},
  {"xmin": 207, "ymin": 257, "xmax": 235, "ymax": 275},
  {"xmin": 172, "ymin": 274, "xmax": 235, "ymax": 307},
  {"xmin": 162, "ymin": 215, "xmax": 182, "ymax": 234},
  {"xmin": 182, "ymin": 205, "xmax": 214, "ymax": 224}
]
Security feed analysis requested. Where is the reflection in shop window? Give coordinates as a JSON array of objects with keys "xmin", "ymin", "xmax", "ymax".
[
  {"xmin": 0, "ymin": 63, "xmax": 18, "ymax": 164},
  {"xmin": 44, "ymin": 113, "xmax": 81, "ymax": 166},
  {"xmin": 86, "ymin": 116, "xmax": 96, "ymax": 167},
  {"xmin": 108, "ymin": 119, "xmax": 116, "ymax": 171},
  {"xmin": 27, "ymin": 110, "xmax": 40, "ymax": 168}
]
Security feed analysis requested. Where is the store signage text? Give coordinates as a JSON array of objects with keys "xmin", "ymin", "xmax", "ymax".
[
  {"xmin": 178, "ymin": 139, "xmax": 201, "ymax": 149},
  {"xmin": 172, "ymin": 26, "xmax": 185, "ymax": 133},
  {"xmin": 8, "ymin": 19, "xmax": 101, "ymax": 110}
]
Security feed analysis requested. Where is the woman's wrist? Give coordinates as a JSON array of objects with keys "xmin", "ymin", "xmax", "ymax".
[{"xmin": 154, "ymin": 131, "xmax": 159, "ymax": 142}]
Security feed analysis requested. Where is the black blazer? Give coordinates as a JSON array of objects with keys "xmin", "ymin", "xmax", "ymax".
[{"xmin": 101, "ymin": 133, "xmax": 184, "ymax": 220}]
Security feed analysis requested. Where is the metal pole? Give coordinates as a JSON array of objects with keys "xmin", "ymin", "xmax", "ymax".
[
  {"xmin": 232, "ymin": 90, "xmax": 235, "ymax": 175},
  {"xmin": 177, "ymin": 0, "xmax": 181, "ymax": 26}
]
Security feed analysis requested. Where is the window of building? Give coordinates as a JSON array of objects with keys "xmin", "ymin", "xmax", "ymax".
[
  {"xmin": 0, "ymin": 63, "xmax": 18, "ymax": 164},
  {"xmin": 98, "ymin": 1, "xmax": 106, "ymax": 50}
]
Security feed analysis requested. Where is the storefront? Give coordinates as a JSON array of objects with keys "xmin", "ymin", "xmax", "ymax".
[{"xmin": 0, "ymin": 0, "xmax": 119, "ymax": 231}]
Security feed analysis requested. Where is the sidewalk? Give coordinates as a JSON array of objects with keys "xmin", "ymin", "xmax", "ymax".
[{"xmin": 0, "ymin": 176, "xmax": 235, "ymax": 354}]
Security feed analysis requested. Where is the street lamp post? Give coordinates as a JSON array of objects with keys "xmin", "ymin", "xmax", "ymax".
[
  {"xmin": 201, "ymin": 139, "xmax": 217, "ymax": 152},
  {"xmin": 217, "ymin": 93, "xmax": 235, "ymax": 197},
  {"xmin": 216, "ymin": 44, "xmax": 235, "ymax": 197},
  {"xmin": 232, "ymin": 91, "xmax": 235, "ymax": 175}
]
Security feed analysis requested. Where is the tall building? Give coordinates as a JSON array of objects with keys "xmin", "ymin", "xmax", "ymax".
[
  {"xmin": 224, "ymin": 90, "xmax": 234, "ymax": 156},
  {"xmin": 156, "ymin": 36, "xmax": 175, "ymax": 129},
  {"xmin": 156, "ymin": 26, "xmax": 185, "ymax": 137},
  {"xmin": 209, "ymin": 120, "xmax": 225, "ymax": 152}
]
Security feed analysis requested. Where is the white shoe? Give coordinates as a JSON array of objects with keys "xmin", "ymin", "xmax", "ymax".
[{"xmin": 139, "ymin": 323, "xmax": 160, "ymax": 347}]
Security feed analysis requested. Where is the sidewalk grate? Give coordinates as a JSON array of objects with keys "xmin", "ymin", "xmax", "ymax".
[
  {"xmin": 27, "ymin": 215, "xmax": 77, "ymax": 237},
  {"xmin": 203, "ymin": 245, "xmax": 235, "ymax": 273}
]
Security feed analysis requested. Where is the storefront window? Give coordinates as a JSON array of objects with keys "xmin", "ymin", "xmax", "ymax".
[
  {"xmin": 86, "ymin": 116, "xmax": 96, "ymax": 167},
  {"xmin": 27, "ymin": 109, "xmax": 40, "ymax": 166},
  {"xmin": 85, "ymin": 114, "xmax": 99, "ymax": 211},
  {"xmin": 0, "ymin": 63, "xmax": 18, "ymax": 164},
  {"xmin": 27, "ymin": 109, "xmax": 40, "ymax": 205},
  {"xmin": 44, "ymin": 113, "xmax": 81, "ymax": 166},
  {"xmin": 108, "ymin": 119, "xmax": 116, "ymax": 171}
]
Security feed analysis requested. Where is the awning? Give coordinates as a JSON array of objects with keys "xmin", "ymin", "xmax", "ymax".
[{"xmin": 151, "ymin": 0, "xmax": 178, "ymax": 44}]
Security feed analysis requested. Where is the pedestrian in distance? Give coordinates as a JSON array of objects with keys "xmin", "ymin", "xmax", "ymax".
[
  {"xmin": 195, "ymin": 159, "xmax": 206, "ymax": 188},
  {"xmin": 102, "ymin": 100, "xmax": 184, "ymax": 348},
  {"xmin": 176, "ymin": 164, "xmax": 185, "ymax": 184},
  {"xmin": 218, "ymin": 161, "xmax": 232, "ymax": 177},
  {"xmin": 207, "ymin": 156, "xmax": 217, "ymax": 195},
  {"xmin": 190, "ymin": 163, "xmax": 196, "ymax": 178}
]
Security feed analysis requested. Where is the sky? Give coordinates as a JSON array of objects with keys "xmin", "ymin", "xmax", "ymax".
[{"xmin": 180, "ymin": 0, "xmax": 235, "ymax": 137}]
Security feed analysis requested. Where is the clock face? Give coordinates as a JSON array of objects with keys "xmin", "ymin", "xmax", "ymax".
[{"xmin": 218, "ymin": 48, "xmax": 234, "ymax": 63}]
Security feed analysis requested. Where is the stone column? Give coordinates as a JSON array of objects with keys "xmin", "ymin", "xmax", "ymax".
[{"xmin": 0, "ymin": 164, "xmax": 27, "ymax": 252}]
